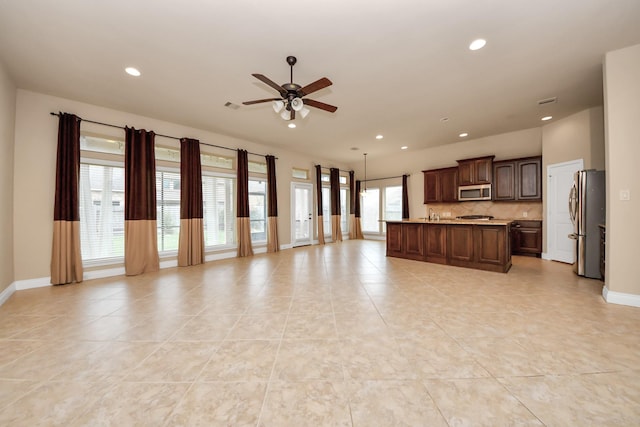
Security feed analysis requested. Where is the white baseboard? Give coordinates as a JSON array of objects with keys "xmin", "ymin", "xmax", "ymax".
[
  {"xmin": 0, "ymin": 283, "xmax": 16, "ymax": 306},
  {"xmin": 602, "ymin": 286, "xmax": 640, "ymax": 308},
  {"xmin": 83, "ymin": 267, "xmax": 126, "ymax": 281},
  {"xmin": 15, "ymin": 277, "xmax": 51, "ymax": 290}
]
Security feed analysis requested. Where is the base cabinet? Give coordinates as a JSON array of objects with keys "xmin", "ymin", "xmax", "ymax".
[
  {"xmin": 387, "ymin": 222, "xmax": 512, "ymax": 273},
  {"xmin": 511, "ymin": 220, "xmax": 542, "ymax": 257}
]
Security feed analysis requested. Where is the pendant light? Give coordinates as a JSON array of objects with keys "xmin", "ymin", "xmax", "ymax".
[{"xmin": 360, "ymin": 153, "xmax": 368, "ymax": 196}]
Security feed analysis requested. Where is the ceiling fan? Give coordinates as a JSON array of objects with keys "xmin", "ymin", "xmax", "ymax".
[{"xmin": 243, "ymin": 56, "xmax": 337, "ymax": 121}]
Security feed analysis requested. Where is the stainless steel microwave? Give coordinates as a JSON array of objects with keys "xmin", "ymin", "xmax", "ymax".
[{"xmin": 458, "ymin": 184, "xmax": 492, "ymax": 201}]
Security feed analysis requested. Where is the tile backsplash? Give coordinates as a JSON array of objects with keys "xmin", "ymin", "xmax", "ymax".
[{"xmin": 424, "ymin": 201, "xmax": 542, "ymax": 220}]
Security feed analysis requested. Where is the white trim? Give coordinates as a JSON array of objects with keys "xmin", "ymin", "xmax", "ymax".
[
  {"xmin": 0, "ymin": 283, "xmax": 16, "ymax": 306},
  {"xmin": 204, "ymin": 250, "xmax": 237, "ymax": 263},
  {"xmin": 279, "ymin": 243, "xmax": 294, "ymax": 250},
  {"xmin": 15, "ymin": 277, "xmax": 51, "ymax": 290},
  {"xmin": 363, "ymin": 233, "xmax": 386, "ymax": 241},
  {"xmin": 602, "ymin": 286, "xmax": 640, "ymax": 308},
  {"xmin": 83, "ymin": 267, "xmax": 126, "ymax": 281}
]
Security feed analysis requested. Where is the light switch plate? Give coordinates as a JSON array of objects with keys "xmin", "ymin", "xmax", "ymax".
[{"xmin": 620, "ymin": 189, "xmax": 631, "ymax": 201}]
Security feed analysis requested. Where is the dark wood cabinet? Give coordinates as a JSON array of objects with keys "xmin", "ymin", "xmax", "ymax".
[
  {"xmin": 448, "ymin": 225, "xmax": 475, "ymax": 263},
  {"xmin": 493, "ymin": 156, "xmax": 542, "ymax": 201},
  {"xmin": 457, "ymin": 156, "xmax": 494, "ymax": 186},
  {"xmin": 403, "ymin": 223, "xmax": 425, "ymax": 260},
  {"xmin": 511, "ymin": 220, "xmax": 542, "ymax": 257},
  {"xmin": 425, "ymin": 224, "xmax": 447, "ymax": 264},
  {"xmin": 386, "ymin": 222, "xmax": 424, "ymax": 260},
  {"xmin": 599, "ymin": 224, "xmax": 605, "ymax": 280},
  {"xmin": 423, "ymin": 167, "xmax": 458, "ymax": 203},
  {"xmin": 516, "ymin": 157, "xmax": 542, "ymax": 200},
  {"xmin": 387, "ymin": 221, "xmax": 512, "ymax": 273},
  {"xmin": 386, "ymin": 222, "xmax": 403, "ymax": 257}
]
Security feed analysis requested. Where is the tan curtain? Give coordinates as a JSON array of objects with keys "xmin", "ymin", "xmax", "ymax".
[
  {"xmin": 178, "ymin": 138, "xmax": 204, "ymax": 266},
  {"xmin": 124, "ymin": 127, "xmax": 159, "ymax": 276},
  {"xmin": 354, "ymin": 180, "xmax": 364, "ymax": 239},
  {"xmin": 50, "ymin": 112, "xmax": 83, "ymax": 285},
  {"xmin": 266, "ymin": 155, "xmax": 279, "ymax": 252},
  {"xmin": 237, "ymin": 149, "xmax": 253, "ymax": 257},
  {"xmin": 315, "ymin": 165, "xmax": 325, "ymax": 245},
  {"xmin": 330, "ymin": 167, "xmax": 342, "ymax": 242},
  {"xmin": 348, "ymin": 170, "xmax": 356, "ymax": 239},
  {"xmin": 402, "ymin": 174, "xmax": 410, "ymax": 219}
]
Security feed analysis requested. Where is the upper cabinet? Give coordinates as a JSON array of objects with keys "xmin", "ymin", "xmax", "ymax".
[
  {"xmin": 423, "ymin": 167, "xmax": 458, "ymax": 203},
  {"xmin": 457, "ymin": 156, "xmax": 495, "ymax": 186},
  {"xmin": 493, "ymin": 156, "xmax": 542, "ymax": 201}
]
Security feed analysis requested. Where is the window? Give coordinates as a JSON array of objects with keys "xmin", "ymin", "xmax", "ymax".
[
  {"xmin": 156, "ymin": 170, "xmax": 181, "ymax": 252},
  {"xmin": 384, "ymin": 186, "xmax": 403, "ymax": 221},
  {"xmin": 248, "ymin": 179, "xmax": 266, "ymax": 242},
  {"xmin": 361, "ymin": 188, "xmax": 380, "ymax": 233},
  {"xmin": 321, "ymin": 173, "xmax": 330, "ymax": 183},
  {"xmin": 201, "ymin": 153, "xmax": 233, "ymax": 169},
  {"xmin": 340, "ymin": 188, "xmax": 349, "ymax": 233},
  {"xmin": 292, "ymin": 167, "xmax": 309, "ymax": 180},
  {"xmin": 79, "ymin": 162, "xmax": 125, "ymax": 261},
  {"xmin": 248, "ymin": 161, "xmax": 267, "ymax": 174},
  {"xmin": 322, "ymin": 187, "xmax": 331, "ymax": 236},
  {"xmin": 202, "ymin": 174, "xmax": 235, "ymax": 247},
  {"xmin": 339, "ymin": 176, "xmax": 347, "ymax": 185}
]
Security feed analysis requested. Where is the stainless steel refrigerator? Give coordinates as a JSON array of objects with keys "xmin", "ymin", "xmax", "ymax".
[{"xmin": 568, "ymin": 170, "xmax": 606, "ymax": 279}]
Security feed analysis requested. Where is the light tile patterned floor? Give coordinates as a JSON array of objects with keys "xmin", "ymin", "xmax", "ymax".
[{"xmin": 1, "ymin": 240, "xmax": 639, "ymax": 426}]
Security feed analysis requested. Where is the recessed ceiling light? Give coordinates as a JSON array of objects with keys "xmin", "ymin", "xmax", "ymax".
[
  {"xmin": 541, "ymin": 116, "xmax": 553, "ymax": 121},
  {"xmin": 288, "ymin": 123, "xmax": 296, "ymax": 128},
  {"xmin": 459, "ymin": 132, "xmax": 469, "ymax": 137},
  {"xmin": 125, "ymin": 67, "xmax": 141, "ymax": 77},
  {"xmin": 440, "ymin": 117, "xmax": 449, "ymax": 123},
  {"xmin": 401, "ymin": 146, "xmax": 408, "ymax": 150},
  {"xmin": 350, "ymin": 147, "xmax": 359, "ymax": 151},
  {"xmin": 469, "ymin": 39, "xmax": 486, "ymax": 51},
  {"xmin": 375, "ymin": 135, "xmax": 384, "ymax": 140}
]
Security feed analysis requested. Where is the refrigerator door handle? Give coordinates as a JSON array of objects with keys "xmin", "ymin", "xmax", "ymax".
[
  {"xmin": 568, "ymin": 183, "xmax": 578, "ymax": 226},
  {"xmin": 568, "ymin": 233, "xmax": 579, "ymax": 240}
]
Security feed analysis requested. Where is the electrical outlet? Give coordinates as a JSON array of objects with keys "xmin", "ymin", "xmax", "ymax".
[
  {"xmin": 522, "ymin": 212, "xmax": 528, "ymax": 218},
  {"xmin": 620, "ymin": 189, "xmax": 631, "ymax": 201}
]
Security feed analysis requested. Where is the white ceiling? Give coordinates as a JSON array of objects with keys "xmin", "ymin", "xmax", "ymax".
[{"xmin": 1, "ymin": 1, "xmax": 640, "ymax": 163}]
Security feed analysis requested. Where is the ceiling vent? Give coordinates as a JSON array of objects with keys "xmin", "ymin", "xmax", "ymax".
[
  {"xmin": 537, "ymin": 97, "xmax": 557, "ymax": 106},
  {"xmin": 224, "ymin": 102, "xmax": 240, "ymax": 110}
]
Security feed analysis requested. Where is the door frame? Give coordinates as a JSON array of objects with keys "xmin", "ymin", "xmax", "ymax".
[{"xmin": 291, "ymin": 182, "xmax": 313, "ymax": 247}]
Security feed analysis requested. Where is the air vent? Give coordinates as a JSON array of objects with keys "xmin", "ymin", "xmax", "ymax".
[
  {"xmin": 537, "ymin": 97, "xmax": 557, "ymax": 106},
  {"xmin": 224, "ymin": 102, "xmax": 240, "ymax": 110}
]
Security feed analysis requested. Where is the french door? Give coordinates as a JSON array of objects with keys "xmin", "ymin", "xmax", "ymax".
[{"xmin": 291, "ymin": 182, "xmax": 313, "ymax": 247}]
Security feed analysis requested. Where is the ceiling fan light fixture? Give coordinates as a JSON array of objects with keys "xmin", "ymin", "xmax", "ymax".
[
  {"xmin": 290, "ymin": 97, "xmax": 304, "ymax": 111},
  {"xmin": 280, "ymin": 110, "xmax": 291, "ymax": 120},
  {"xmin": 272, "ymin": 100, "xmax": 284, "ymax": 113},
  {"xmin": 299, "ymin": 107, "xmax": 310, "ymax": 119}
]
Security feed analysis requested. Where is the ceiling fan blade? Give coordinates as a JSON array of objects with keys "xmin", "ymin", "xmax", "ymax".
[
  {"xmin": 303, "ymin": 98, "xmax": 338, "ymax": 113},
  {"xmin": 299, "ymin": 77, "xmax": 332, "ymax": 97},
  {"xmin": 242, "ymin": 98, "xmax": 281, "ymax": 105},
  {"xmin": 291, "ymin": 109, "xmax": 295, "ymax": 120},
  {"xmin": 251, "ymin": 74, "xmax": 286, "ymax": 96}
]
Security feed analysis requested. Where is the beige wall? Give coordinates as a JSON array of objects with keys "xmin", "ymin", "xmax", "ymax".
[
  {"xmin": 13, "ymin": 90, "xmax": 349, "ymax": 282},
  {"xmin": 540, "ymin": 106, "xmax": 605, "ymax": 253},
  {"xmin": 603, "ymin": 43, "xmax": 640, "ymax": 297},
  {"xmin": 0, "ymin": 62, "xmax": 15, "ymax": 294},
  {"xmin": 347, "ymin": 127, "xmax": 543, "ymax": 221}
]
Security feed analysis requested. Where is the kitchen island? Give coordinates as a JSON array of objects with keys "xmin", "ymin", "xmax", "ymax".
[{"xmin": 386, "ymin": 219, "xmax": 512, "ymax": 273}]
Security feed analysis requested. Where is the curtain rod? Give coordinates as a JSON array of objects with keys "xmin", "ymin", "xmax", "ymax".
[
  {"xmin": 361, "ymin": 175, "xmax": 408, "ymax": 183},
  {"xmin": 50, "ymin": 112, "xmax": 277, "ymax": 159},
  {"xmin": 314, "ymin": 164, "xmax": 353, "ymax": 174}
]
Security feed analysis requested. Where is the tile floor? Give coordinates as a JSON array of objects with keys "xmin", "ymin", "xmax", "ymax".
[{"xmin": 1, "ymin": 240, "xmax": 640, "ymax": 426}]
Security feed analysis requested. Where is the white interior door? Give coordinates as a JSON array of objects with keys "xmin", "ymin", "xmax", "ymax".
[
  {"xmin": 291, "ymin": 182, "xmax": 313, "ymax": 247},
  {"xmin": 547, "ymin": 159, "xmax": 583, "ymax": 263}
]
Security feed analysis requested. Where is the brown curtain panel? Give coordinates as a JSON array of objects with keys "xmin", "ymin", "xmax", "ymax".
[
  {"xmin": 402, "ymin": 174, "xmax": 410, "ymax": 219},
  {"xmin": 237, "ymin": 149, "xmax": 253, "ymax": 257},
  {"xmin": 354, "ymin": 180, "xmax": 364, "ymax": 239},
  {"xmin": 266, "ymin": 155, "xmax": 279, "ymax": 253},
  {"xmin": 124, "ymin": 127, "xmax": 159, "ymax": 275},
  {"xmin": 315, "ymin": 164, "xmax": 325, "ymax": 244},
  {"xmin": 50, "ymin": 112, "xmax": 83, "ymax": 285},
  {"xmin": 178, "ymin": 138, "xmax": 204, "ymax": 266},
  {"xmin": 348, "ymin": 170, "xmax": 356, "ymax": 239},
  {"xmin": 330, "ymin": 167, "xmax": 343, "ymax": 242}
]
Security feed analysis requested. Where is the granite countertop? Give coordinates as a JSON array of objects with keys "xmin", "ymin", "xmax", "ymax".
[{"xmin": 386, "ymin": 218, "xmax": 514, "ymax": 226}]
